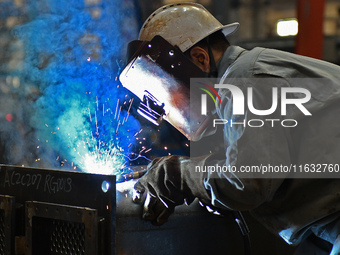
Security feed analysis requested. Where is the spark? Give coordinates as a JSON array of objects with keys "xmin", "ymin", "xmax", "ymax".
[
  {"xmin": 88, "ymin": 108, "xmax": 92, "ymax": 122},
  {"xmin": 117, "ymin": 106, "xmax": 122, "ymax": 121},
  {"xmin": 123, "ymin": 98, "xmax": 133, "ymax": 124},
  {"xmin": 116, "ymin": 120, "xmax": 121, "ymax": 134},
  {"xmin": 114, "ymin": 99, "xmax": 119, "ymax": 119},
  {"xmin": 95, "ymin": 110, "xmax": 98, "ymax": 135}
]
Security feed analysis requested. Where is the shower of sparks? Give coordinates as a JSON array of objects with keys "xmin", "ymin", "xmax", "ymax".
[
  {"xmin": 37, "ymin": 94, "xmax": 152, "ymax": 176},
  {"xmin": 76, "ymin": 96, "xmax": 140, "ymax": 175},
  {"xmin": 79, "ymin": 143, "xmax": 127, "ymax": 175}
]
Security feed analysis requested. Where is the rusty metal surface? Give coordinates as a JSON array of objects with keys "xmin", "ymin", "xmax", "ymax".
[
  {"xmin": 0, "ymin": 165, "xmax": 116, "ymax": 255},
  {"xmin": 25, "ymin": 201, "xmax": 98, "ymax": 255},
  {"xmin": 0, "ymin": 195, "xmax": 15, "ymax": 255}
]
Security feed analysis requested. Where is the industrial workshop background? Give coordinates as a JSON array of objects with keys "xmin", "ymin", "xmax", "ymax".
[{"xmin": 0, "ymin": 0, "xmax": 340, "ymax": 255}]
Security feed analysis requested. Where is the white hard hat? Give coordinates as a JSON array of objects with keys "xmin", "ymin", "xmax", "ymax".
[{"xmin": 139, "ymin": 2, "xmax": 239, "ymax": 52}]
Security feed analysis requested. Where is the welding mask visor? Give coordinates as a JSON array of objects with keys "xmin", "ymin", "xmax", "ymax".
[{"xmin": 119, "ymin": 35, "xmax": 215, "ymax": 141}]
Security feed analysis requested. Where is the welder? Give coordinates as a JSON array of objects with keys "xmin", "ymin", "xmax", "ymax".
[{"xmin": 119, "ymin": 3, "xmax": 340, "ymax": 254}]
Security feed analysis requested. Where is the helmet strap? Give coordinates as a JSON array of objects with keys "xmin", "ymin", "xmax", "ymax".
[{"xmin": 206, "ymin": 37, "xmax": 218, "ymax": 78}]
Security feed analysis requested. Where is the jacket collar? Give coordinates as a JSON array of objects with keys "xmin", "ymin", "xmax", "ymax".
[{"xmin": 216, "ymin": 46, "xmax": 247, "ymax": 78}]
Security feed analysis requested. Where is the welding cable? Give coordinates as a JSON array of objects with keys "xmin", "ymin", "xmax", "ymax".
[
  {"xmin": 200, "ymin": 201, "xmax": 251, "ymax": 255},
  {"xmin": 232, "ymin": 211, "xmax": 251, "ymax": 255},
  {"xmin": 116, "ymin": 169, "xmax": 148, "ymax": 183}
]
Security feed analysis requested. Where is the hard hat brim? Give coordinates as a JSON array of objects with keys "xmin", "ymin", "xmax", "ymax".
[
  {"xmin": 179, "ymin": 22, "xmax": 240, "ymax": 52},
  {"xmin": 221, "ymin": 22, "xmax": 240, "ymax": 37}
]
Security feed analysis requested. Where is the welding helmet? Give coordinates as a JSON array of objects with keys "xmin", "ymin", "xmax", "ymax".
[
  {"xmin": 119, "ymin": 3, "xmax": 238, "ymax": 141},
  {"xmin": 139, "ymin": 2, "xmax": 239, "ymax": 52},
  {"xmin": 120, "ymin": 35, "xmax": 213, "ymax": 141}
]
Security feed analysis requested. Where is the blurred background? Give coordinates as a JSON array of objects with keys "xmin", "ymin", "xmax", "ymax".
[
  {"xmin": 0, "ymin": 0, "xmax": 338, "ymax": 173},
  {"xmin": 138, "ymin": 0, "xmax": 340, "ymax": 62}
]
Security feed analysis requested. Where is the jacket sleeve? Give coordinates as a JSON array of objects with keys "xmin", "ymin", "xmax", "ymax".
[{"xmin": 202, "ymin": 76, "xmax": 294, "ymax": 211}]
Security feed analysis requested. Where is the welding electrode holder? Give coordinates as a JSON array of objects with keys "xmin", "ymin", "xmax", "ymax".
[
  {"xmin": 116, "ymin": 169, "xmax": 148, "ymax": 183},
  {"xmin": 233, "ymin": 210, "xmax": 251, "ymax": 255}
]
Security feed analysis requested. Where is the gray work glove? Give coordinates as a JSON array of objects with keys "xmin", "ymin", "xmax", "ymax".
[{"xmin": 133, "ymin": 155, "xmax": 211, "ymax": 226}]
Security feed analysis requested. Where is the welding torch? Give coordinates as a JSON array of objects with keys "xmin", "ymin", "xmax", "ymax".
[{"xmin": 116, "ymin": 169, "xmax": 148, "ymax": 183}]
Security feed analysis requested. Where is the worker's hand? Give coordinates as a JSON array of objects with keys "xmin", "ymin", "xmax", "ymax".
[
  {"xmin": 133, "ymin": 155, "xmax": 210, "ymax": 225},
  {"xmin": 133, "ymin": 188, "xmax": 175, "ymax": 226}
]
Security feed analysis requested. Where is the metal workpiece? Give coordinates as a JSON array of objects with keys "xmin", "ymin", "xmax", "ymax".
[
  {"xmin": 0, "ymin": 165, "xmax": 296, "ymax": 255},
  {"xmin": 25, "ymin": 201, "xmax": 98, "ymax": 255},
  {"xmin": 115, "ymin": 179, "xmax": 297, "ymax": 255},
  {"xmin": 0, "ymin": 164, "xmax": 116, "ymax": 255},
  {"xmin": 115, "ymin": 182, "xmax": 245, "ymax": 255}
]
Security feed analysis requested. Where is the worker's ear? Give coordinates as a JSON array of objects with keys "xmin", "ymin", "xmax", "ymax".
[{"xmin": 189, "ymin": 46, "xmax": 210, "ymax": 73}]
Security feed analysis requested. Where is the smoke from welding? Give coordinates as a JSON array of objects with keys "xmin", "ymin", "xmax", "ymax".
[{"xmin": 7, "ymin": 0, "xmax": 141, "ymax": 174}]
